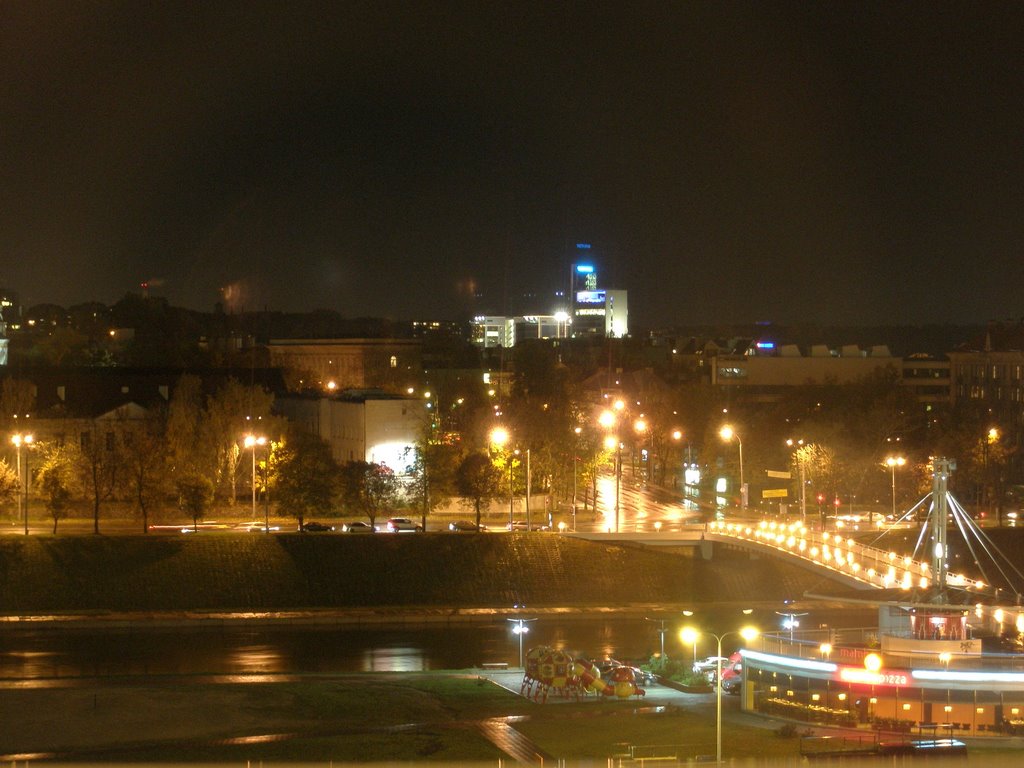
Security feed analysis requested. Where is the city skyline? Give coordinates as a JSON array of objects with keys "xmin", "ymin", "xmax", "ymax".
[{"xmin": 4, "ymin": 3, "xmax": 1024, "ymax": 328}]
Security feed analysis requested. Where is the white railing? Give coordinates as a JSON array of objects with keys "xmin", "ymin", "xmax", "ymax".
[{"xmin": 708, "ymin": 519, "xmax": 994, "ymax": 596}]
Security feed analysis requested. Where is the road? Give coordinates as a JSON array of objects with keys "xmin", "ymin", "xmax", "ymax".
[{"xmin": 1, "ymin": 465, "xmax": 711, "ymax": 536}]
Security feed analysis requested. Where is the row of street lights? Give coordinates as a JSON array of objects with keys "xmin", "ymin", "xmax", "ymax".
[
  {"xmin": 597, "ymin": 400, "xmax": 684, "ymax": 531},
  {"xmin": 8, "ymin": 429, "xmax": 269, "ymax": 535}
]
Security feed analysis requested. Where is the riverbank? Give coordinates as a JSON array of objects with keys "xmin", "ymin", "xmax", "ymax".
[{"xmin": 0, "ymin": 533, "xmax": 824, "ymax": 618}]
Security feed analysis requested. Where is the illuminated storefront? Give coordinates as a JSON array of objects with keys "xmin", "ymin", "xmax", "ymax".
[{"xmin": 741, "ymin": 643, "xmax": 1024, "ymax": 735}]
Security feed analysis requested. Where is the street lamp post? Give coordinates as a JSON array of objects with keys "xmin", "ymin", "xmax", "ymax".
[
  {"xmin": 720, "ymin": 425, "xmax": 745, "ymax": 512},
  {"xmin": 571, "ymin": 427, "xmax": 581, "ymax": 531},
  {"xmin": 680, "ymin": 626, "xmax": 698, "ymax": 668},
  {"xmin": 525, "ymin": 447, "xmax": 531, "ymax": 530},
  {"xmin": 11, "ymin": 433, "xmax": 34, "ymax": 535},
  {"xmin": 786, "ymin": 439, "xmax": 808, "ymax": 521},
  {"xmin": 776, "ymin": 611, "xmax": 809, "ymax": 643},
  {"xmin": 885, "ymin": 456, "xmax": 906, "ymax": 522},
  {"xmin": 646, "ymin": 617, "xmax": 668, "ymax": 660},
  {"xmin": 507, "ymin": 617, "xmax": 536, "ymax": 668},
  {"xmin": 244, "ymin": 434, "xmax": 267, "ymax": 531},
  {"xmin": 682, "ymin": 625, "xmax": 759, "ymax": 765},
  {"xmin": 599, "ymin": 402, "xmax": 627, "ymax": 533}
]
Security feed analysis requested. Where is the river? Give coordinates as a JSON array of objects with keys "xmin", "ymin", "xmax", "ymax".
[{"xmin": 0, "ymin": 608, "xmax": 877, "ymax": 679}]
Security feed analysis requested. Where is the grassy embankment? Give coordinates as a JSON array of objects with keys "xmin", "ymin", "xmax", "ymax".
[
  {"xmin": 0, "ymin": 533, "xmax": 828, "ymax": 614},
  {"xmin": 1, "ymin": 673, "xmax": 803, "ymax": 763}
]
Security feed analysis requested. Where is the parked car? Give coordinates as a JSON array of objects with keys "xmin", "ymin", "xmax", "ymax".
[
  {"xmin": 507, "ymin": 520, "xmax": 551, "ymax": 531},
  {"xmin": 300, "ymin": 521, "xmax": 334, "ymax": 532},
  {"xmin": 385, "ymin": 517, "xmax": 424, "ymax": 533},
  {"xmin": 693, "ymin": 656, "xmax": 730, "ymax": 674},
  {"xmin": 449, "ymin": 520, "xmax": 488, "ymax": 532},
  {"xmin": 720, "ymin": 673, "xmax": 742, "ymax": 694},
  {"xmin": 341, "ymin": 521, "xmax": 374, "ymax": 533},
  {"xmin": 631, "ymin": 667, "xmax": 658, "ymax": 686},
  {"xmin": 719, "ymin": 652, "xmax": 744, "ymax": 693}
]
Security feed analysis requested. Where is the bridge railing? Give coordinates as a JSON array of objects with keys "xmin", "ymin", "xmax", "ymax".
[{"xmin": 709, "ymin": 519, "xmax": 996, "ymax": 597}]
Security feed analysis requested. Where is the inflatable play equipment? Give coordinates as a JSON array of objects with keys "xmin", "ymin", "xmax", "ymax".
[{"xmin": 520, "ymin": 646, "xmax": 646, "ymax": 702}]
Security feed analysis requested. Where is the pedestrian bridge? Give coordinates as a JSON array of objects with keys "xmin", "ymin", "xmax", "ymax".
[{"xmin": 570, "ymin": 519, "xmax": 996, "ymax": 599}]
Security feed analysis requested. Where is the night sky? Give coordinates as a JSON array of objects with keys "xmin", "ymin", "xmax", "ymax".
[{"xmin": 3, "ymin": 2, "xmax": 1024, "ymax": 329}]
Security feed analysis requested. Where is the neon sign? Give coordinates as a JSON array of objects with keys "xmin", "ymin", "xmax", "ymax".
[{"xmin": 839, "ymin": 667, "xmax": 909, "ymax": 686}]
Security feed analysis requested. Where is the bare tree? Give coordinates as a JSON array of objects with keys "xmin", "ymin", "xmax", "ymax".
[{"xmin": 71, "ymin": 426, "xmax": 122, "ymax": 535}]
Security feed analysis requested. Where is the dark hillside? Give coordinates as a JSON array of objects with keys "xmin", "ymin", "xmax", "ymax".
[{"xmin": 0, "ymin": 534, "xmax": 825, "ymax": 614}]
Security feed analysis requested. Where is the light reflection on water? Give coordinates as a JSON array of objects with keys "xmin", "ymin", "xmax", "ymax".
[
  {"xmin": 228, "ymin": 644, "xmax": 285, "ymax": 674},
  {"xmin": 0, "ymin": 609, "xmax": 875, "ymax": 680}
]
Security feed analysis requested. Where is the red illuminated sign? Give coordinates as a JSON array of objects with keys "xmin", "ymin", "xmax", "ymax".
[{"xmin": 838, "ymin": 667, "xmax": 909, "ymax": 687}]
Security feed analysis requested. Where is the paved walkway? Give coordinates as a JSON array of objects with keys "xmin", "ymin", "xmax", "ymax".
[{"xmin": 475, "ymin": 668, "xmax": 751, "ymax": 764}]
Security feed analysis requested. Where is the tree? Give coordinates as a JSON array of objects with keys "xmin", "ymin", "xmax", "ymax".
[
  {"xmin": 455, "ymin": 452, "xmax": 502, "ymax": 529},
  {"xmin": 123, "ymin": 420, "xmax": 169, "ymax": 533},
  {"xmin": 177, "ymin": 473, "xmax": 215, "ymax": 531},
  {"xmin": 166, "ymin": 374, "xmax": 211, "ymax": 482},
  {"xmin": 36, "ymin": 445, "xmax": 76, "ymax": 534},
  {"xmin": 339, "ymin": 460, "xmax": 399, "ymax": 530},
  {"xmin": 274, "ymin": 434, "xmax": 340, "ymax": 529},
  {"xmin": 0, "ymin": 459, "xmax": 18, "ymax": 516},
  {"xmin": 204, "ymin": 378, "xmax": 276, "ymax": 504},
  {"xmin": 403, "ymin": 425, "xmax": 462, "ymax": 530},
  {"xmin": 71, "ymin": 426, "xmax": 123, "ymax": 534}
]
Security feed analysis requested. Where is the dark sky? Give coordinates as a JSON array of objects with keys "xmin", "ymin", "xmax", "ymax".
[{"xmin": 3, "ymin": 1, "xmax": 1024, "ymax": 329}]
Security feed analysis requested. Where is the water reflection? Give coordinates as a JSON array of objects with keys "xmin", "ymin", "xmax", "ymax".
[
  {"xmin": 0, "ymin": 609, "xmax": 875, "ymax": 680},
  {"xmin": 361, "ymin": 645, "xmax": 427, "ymax": 672}
]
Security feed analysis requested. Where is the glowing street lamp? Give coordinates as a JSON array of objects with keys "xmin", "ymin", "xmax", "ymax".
[
  {"xmin": 507, "ymin": 616, "xmax": 536, "ymax": 668},
  {"xmin": 11, "ymin": 433, "xmax": 34, "ymax": 535},
  {"xmin": 720, "ymin": 425, "xmax": 745, "ymax": 511},
  {"xmin": 786, "ymin": 438, "xmax": 808, "ymax": 520},
  {"xmin": 601, "ymin": 433, "xmax": 622, "ymax": 533},
  {"xmin": 776, "ymin": 610, "xmax": 809, "ymax": 642},
  {"xmin": 680, "ymin": 626, "xmax": 698, "ymax": 667},
  {"xmin": 244, "ymin": 434, "xmax": 268, "ymax": 531},
  {"xmin": 682, "ymin": 625, "xmax": 760, "ymax": 764},
  {"xmin": 885, "ymin": 456, "xmax": 906, "ymax": 520}
]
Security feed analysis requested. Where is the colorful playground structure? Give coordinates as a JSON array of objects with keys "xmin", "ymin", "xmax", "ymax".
[{"xmin": 520, "ymin": 645, "xmax": 647, "ymax": 702}]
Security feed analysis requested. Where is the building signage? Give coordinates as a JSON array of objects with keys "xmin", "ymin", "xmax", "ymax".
[
  {"xmin": 576, "ymin": 290, "xmax": 606, "ymax": 304},
  {"xmin": 838, "ymin": 666, "xmax": 909, "ymax": 687}
]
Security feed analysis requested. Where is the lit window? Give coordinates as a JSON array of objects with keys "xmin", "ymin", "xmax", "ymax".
[{"xmin": 390, "ymin": 355, "xmax": 397, "ymax": 368}]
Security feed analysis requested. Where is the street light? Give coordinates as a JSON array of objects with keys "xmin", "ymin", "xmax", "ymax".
[
  {"xmin": 598, "ymin": 401, "xmax": 639, "ymax": 532},
  {"xmin": 682, "ymin": 625, "xmax": 759, "ymax": 764},
  {"xmin": 786, "ymin": 439, "xmax": 808, "ymax": 521},
  {"xmin": 680, "ymin": 626, "xmax": 698, "ymax": 668},
  {"xmin": 507, "ymin": 617, "xmax": 536, "ymax": 668},
  {"xmin": 11, "ymin": 432, "xmax": 34, "ymax": 535},
  {"xmin": 776, "ymin": 610, "xmax": 809, "ymax": 643},
  {"xmin": 646, "ymin": 617, "xmax": 669, "ymax": 660},
  {"xmin": 244, "ymin": 434, "xmax": 267, "ymax": 531},
  {"xmin": 720, "ymin": 425, "xmax": 745, "ymax": 512},
  {"xmin": 602, "ymin": 433, "xmax": 621, "ymax": 532},
  {"xmin": 634, "ymin": 418, "xmax": 649, "ymax": 482},
  {"xmin": 885, "ymin": 456, "xmax": 906, "ymax": 521},
  {"xmin": 571, "ymin": 426, "xmax": 582, "ymax": 531}
]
